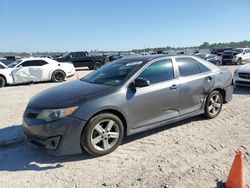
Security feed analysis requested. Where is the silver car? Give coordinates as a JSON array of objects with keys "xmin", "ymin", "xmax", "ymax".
[
  {"xmin": 23, "ymin": 55, "xmax": 234, "ymax": 156},
  {"xmin": 234, "ymin": 62, "xmax": 250, "ymax": 87}
]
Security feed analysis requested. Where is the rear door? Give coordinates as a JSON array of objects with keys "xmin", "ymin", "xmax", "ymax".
[
  {"xmin": 175, "ymin": 57, "xmax": 214, "ymax": 115},
  {"xmin": 127, "ymin": 58, "xmax": 180, "ymax": 129}
]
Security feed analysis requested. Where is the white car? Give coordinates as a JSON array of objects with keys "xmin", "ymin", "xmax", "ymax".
[
  {"xmin": 0, "ymin": 61, "xmax": 7, "ymax": 69},
  {"xmin": 234, "ymin": 62, "xmax": 250, "ymax": 87},
  {"xmin": 223, "ymin": 48, "xmax": 250, "ymax": 65},
  {"xmin": 0, "ymin": 57, "xmax": 75, "ymax": 88}
]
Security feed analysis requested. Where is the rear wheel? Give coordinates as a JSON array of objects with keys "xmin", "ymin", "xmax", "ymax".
[
  {"xmin": 81, "ymin": 113, "xmax": 124, "ymax": 157},
  {"xmin": 51, "ymin": 70, "xmax": 66, "ymax": 82},
  {"xmin": 0, "ymin": 76, "xmax": 5, "ymax": 88},
  {"xmin": 204, "ymin": 91, "xmax": 223, "ymax": 119}
]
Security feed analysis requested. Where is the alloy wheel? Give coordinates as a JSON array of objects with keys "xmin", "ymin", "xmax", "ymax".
[
  {"xmin": 208, "ymin": 93, "xmax": 222, "ymax": 116},
  {"xmin": 90, "ymin": 119, "xmax": 120, "ymax": 151}
]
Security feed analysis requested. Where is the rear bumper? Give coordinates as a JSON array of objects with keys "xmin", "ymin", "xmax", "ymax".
[
  {"xmin": 22, "ymin": 116, "xmax": 86, "ymax": 156},
  {"xmin": 224, "ymin": 84, "xmax": 234, "ymax": 103}
]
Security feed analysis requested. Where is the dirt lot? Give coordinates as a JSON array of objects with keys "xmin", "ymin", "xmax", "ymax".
[{"xmin": 0, "ymin": 65, "xmax": 250, "ymax": 188}]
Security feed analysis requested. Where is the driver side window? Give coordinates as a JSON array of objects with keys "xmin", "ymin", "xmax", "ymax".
[{"xmin": 138, "ymin": 59, "xmax": 174, "ymax": 84}]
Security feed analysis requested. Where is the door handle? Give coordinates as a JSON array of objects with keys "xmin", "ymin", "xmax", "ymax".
[
  {"xmin": 170, "ymin": 84, "xmax": 178, "ymax": 90},
  {"xmin": 206, "ymin": 76, "xmax": 213, "ymax": 81}
]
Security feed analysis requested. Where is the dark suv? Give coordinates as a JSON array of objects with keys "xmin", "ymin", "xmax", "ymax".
[{"xmin": 55, "ymin": 51, "xmax": 107, "ymax": 70}]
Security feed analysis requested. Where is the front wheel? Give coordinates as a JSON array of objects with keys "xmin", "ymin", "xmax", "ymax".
[
  {"xmin": 81, "ymin": 113, "xmax": 124, "ymax": 157},
  {"xmin": 204, "ymin": 91, "xmax": 223, "ymax": 119},
  {"xmin": 51, "ymin": 70, "xmax": 66, "ymax": 82},
  {"xmin": 237, "ymin": 58, "xmax": 242, "ymax": 65},
  {"xmin": 0, "ymin": 76, "xmax": 5, "ymax": 88}
]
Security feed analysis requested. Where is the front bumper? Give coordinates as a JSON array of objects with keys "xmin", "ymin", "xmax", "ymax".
[
  {"xmin": 22, "ymin": 115, "xmax": 86, "ymax": 156},
  {"xmin": 234, "ymin": 74, "xmax": 250, "ymax": 87}
]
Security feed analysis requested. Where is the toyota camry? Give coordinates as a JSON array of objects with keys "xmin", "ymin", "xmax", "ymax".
[{"xmin": 23, "ymin": 55, "xmax": 234, "ymax": 156}]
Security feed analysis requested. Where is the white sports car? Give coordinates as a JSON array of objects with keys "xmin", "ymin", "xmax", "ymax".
[{"xmin": 0, "ymin": 57, "xmax": 75, "ymax": 88}]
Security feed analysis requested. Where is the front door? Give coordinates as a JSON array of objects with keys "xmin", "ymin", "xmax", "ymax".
[
  {"xmin": 12, "ymin": 60, "xmax": 44, "ymax": 83},
  {"xmin": 127, "ymin": 59, "xmax": 180, "ymax": 129}
]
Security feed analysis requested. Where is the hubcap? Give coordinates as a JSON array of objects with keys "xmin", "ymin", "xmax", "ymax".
[
  {"xmin": 208, "ymin": 94, "xmax": 222, "ymax": 116},
  {"xmin": 90, "ymin": 119, "xmax": 119, "ymax": 151}
]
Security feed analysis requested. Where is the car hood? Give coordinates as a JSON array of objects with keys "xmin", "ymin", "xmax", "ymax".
[
  {"xmin": 238, "ymin": 63, "xmax": 250, "ymax": 73},
  {"xmin": 28, "ymin": 80, "xmax": 114, "ymax": 109}
]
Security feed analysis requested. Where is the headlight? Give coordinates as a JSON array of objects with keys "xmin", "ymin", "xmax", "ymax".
[{"xmin": 37, "ymin": 106, "xmax": 78, "ymax": 122}]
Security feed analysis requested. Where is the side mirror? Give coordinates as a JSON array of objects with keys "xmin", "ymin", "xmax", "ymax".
[{"xmin": 134, "ymin": 77, "xmax": 150, "ymax": 88}]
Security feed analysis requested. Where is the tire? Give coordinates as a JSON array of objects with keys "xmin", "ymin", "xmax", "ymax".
[
  {"xmin": 93, "ymin": 61, "xmax": 102, "ymax": 70},
  {"xmin": 237, "ymin": 58, "xmax": 242, "ymax": 65},
  {"xmin": 0, "ymin": 76, "xmax": 5, "ymax": 88},
  {"xmin": 215, "ymin": 61, "xmax": 221, "ymax": 66},
  {"xmin": 51, "ymin": 70, "xmax": 66, "ymax": 82},
  {"xmin": 81, "ymin": 113, "xmax": 124, "ymax": 157},
  {"xmin": 204, "ymin": 91, "xmax": 223, "ymax": 119},
  {"xmin": 88, "ymin": 65, "xmax": 94, "ymax": 70}
]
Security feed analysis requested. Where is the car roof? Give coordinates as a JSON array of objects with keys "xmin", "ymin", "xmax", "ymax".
[
  {"xmin": 119, "ymin": 55, "xmax": 170, "ymax": 62},
  {"xmin": 20, "ymin": 57, "xmax": 52, "ymax": 62}
]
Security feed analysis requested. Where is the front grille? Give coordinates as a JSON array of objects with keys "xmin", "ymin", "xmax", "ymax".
[
  {"xmin": 223, "ymin": 55, "xmax": 233, "ymax": 59},
  {"xmin": 238, "ymin": 73, "xmax": 250, "ymax": 80},
  {"xmin": 235, "ymin": 81, "xmax": 250, "ymax": 86}
]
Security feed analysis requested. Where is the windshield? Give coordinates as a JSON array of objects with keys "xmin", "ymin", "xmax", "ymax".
[
  {"xmin": 7, "ymin": 60, "xmax": 22, "ymax": 68},
  {"xmin": 61, "ymin": 52, "xmax": 70, "ymax": 58},
  {"xmin": 234, "ymin": 49, "xmax": 243, "ymax": 53},
  {"xmin": 81, "ymin": 61, "xmax": 143, "ymax": 86}
]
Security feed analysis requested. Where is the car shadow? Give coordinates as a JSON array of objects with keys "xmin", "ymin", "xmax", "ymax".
[
  {"xmin": 122, "ymin": 115, "xmax": 205, "ymax": 145},
  {"xmin": 0, "ymin": 115, "xmax": 205, "ymax": 172},
  {"xmin": 233, "ymin": 85, "xmax": 250, "ymax": 95}
]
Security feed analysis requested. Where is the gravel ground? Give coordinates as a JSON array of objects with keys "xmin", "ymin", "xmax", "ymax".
[{"xmin": 0, "ymin": 65, "xmax": 250, "ymax": 188}]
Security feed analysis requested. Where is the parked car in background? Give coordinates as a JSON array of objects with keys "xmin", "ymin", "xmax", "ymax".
[
  {"xmin": 0, "ymin": 61, "xmax": 7, "ymax": 69},
  {"xmin": 108, "ymin": 54, "xmax": 122, "ymax": 62},
  {"xmin": 222, "ymin": 48, "xmax": 250, "ymax": 65},
  {"xmin": 234, "ymin": 62, "xmax": 250, "ymax": 87},
  {"xmin": 196, "ymin": 53, "xmax": 222, "ymax": 66},
  {"xmin": 23, "ymin": 55, "xmax": 233, "ymax": 156},
  {"xmin": 54, "ymin": 51, "xmax": 107, "ymax": 70},
  {"xmin": 0, "ymin": 57, "xmax": 75, "ymax": 88},
  {"xmin": 141, "ymin": 52, "xmax": 149, "ymax": 56},
  {"xmin": 210, "ymin": 48, "xmax": 234, "ymax": 56}
]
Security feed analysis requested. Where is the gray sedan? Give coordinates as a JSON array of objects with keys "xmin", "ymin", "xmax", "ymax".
[
  {"xmin": 23, "ymin": 55, "xmax": 234, "ymax": 156},
  {"xmin": 234, "ymin": 62, "xmax": 250, "ymax": 87}
]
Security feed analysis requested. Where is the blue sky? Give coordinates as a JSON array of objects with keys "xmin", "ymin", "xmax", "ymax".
[{"xmin": 0, "ymin": 0, "xmax": 250, "ymax": 52}]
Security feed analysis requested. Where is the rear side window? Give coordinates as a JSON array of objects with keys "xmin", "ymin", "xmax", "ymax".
[
  {"xmin": 176, "ymin": 57, "xmax": 210, "ymax": 76},
  {"xmin": 138, "ymin": 59, "xmax": 174, "ymax": 84},
  {"xmin": 39, "ymin": 60, "xmax": 48, "ymax": 66},
  {"xmin": 199, "ymin": 62, "xmax": 210, "ymax": 73}
]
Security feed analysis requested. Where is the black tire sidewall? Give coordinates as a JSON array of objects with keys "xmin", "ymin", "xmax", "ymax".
[
  {"xmin": 52, "ymin": 70, "xmax": 66, "ymax": 82},
  {"xmin": 204, "ymin": 91, "xmax": 223, "ymax": 119},
  {"xmin": 81, "ymin": 113, "xmax": 124, "ymax": 157},
  {"xmin": 0, "ymin": 76, "xmax": 5, "ymax": 88}
]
